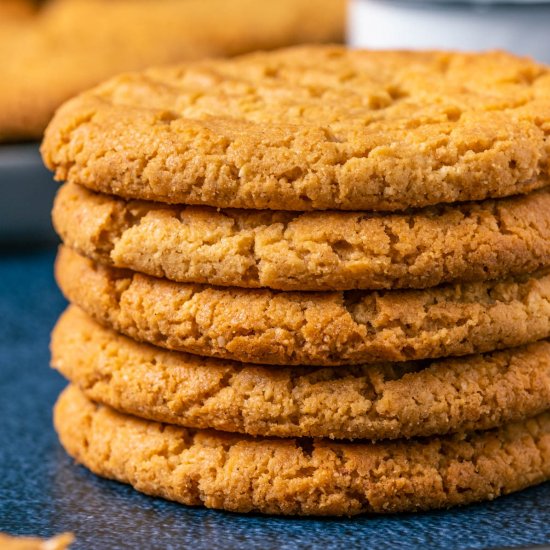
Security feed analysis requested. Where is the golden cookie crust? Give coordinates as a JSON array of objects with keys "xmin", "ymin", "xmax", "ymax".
[
  {"xmin": 52, "ymin": 307, "xmax": 550, "ymax": 441},
  {"xmin": 55, "ymin": 246, "xmax": 550, "ymax": 366},
  {"xmin": 55, "ymin": 385, "xmax": 550, "ymax": 516},
  {"xmin": 54, "ymin": 183, "xmax": 550, "ymax": 291},
  {"xmin": 0, "ymin": 0, "xmax": 345, "ymax": 141},
  {"xmin": 42, "ymin": 47, "xmax": 550, "ymax": 210}
]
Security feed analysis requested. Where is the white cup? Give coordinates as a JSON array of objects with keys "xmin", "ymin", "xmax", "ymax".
[{"xmin": 348, "ymin": 0, "xmax": 550, "ymax": 64}]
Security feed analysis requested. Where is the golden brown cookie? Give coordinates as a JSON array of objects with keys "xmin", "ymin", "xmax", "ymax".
[
  {"xmin": 54, "ymin": 183, "xmax": 550, "ymax": 291},
  {"xmin": 55, "ymin": 246, "xmax": 550, "ymax": 366},
  {"xmin": 42, "ymin": 47, "xmax": 550, "ymax": 211},
  {"xmin": 52, "ymin": 306, "xmax": 550, "ymax": 441},
  {"xmin": 0, "ymin": 1, "xmax": 35, "ymax": 20},
  {"xmin": 0, "ymin": 0, "xmax": 346, "ymax": 141},
  {"xmin": 0, "ymin": 532, "xmax": 73, "ymax": 550},
  {"xmin": 55, "ymin": 385, "xmax": 550, "ymax": 516}
]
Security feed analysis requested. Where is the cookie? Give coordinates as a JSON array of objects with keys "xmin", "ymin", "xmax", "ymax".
[
  {"xmin": 55, "ymin": 246, "xmax": 550, "ymax": 366},
  {"xmin": 54, "ymin": 183, "xmax": 550, "ymax": 291},
  {"xmin": 42, "ymin": 47, "xmax": 550, "ymax": 211},
  {"xmin": 55, "ymin": 385, "xmax": 550, "ymax": 516},
  {"xmin": 1, "ymin": 0, "xmax": 345, "ymax": 141},
  {"xmin": 52, "ymin": 306, "xmax": 550, "ymax": 441},
  {"xmin": 0, "ymin": 1, "xmax": 35, "ymax": 20},
  {"xmin": 0, "ymin": 533, "xmax": 73, "ymax": 550}
]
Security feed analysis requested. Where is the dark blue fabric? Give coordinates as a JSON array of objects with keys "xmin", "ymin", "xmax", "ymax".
[{"xmin": 0, "ymin": 249, "xmax": 549, "ymax": 550}]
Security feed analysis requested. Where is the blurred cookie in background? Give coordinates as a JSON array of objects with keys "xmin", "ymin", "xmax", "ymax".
[
  {"xmin": 0, "ymin": 1, "xmax": 36, "ymax": 20},
  {"xmin": 0, "ymin": 0, "xmax": 347, "ymax": 141}
]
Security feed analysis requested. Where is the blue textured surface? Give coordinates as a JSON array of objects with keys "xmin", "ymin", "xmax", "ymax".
[{"xmin": 0, "ymin": 249, "xmax": 549, "ymax": 550}]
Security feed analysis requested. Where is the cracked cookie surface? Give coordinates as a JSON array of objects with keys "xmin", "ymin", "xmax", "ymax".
[
  {"xmin": 54, "ymin": 183, "xmax": 550, "ymax": 291},
  {"xmin": 55, "ymin": 246, "xmax": 550, "ymax": 366},
  {"xmin": 42, "ymin": 47, "xmax": 550, "ymax": 211},
  {"xmin": 52, "ymin": 307, "xmax": 550, "ymax": 440},
  {"xmin": 54, "ymin": 385, "xmax": 550, "ymax": 516}
]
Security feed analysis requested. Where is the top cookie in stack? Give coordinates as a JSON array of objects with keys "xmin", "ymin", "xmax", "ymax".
[
  {"xmin": 43, "ymin": 46, "xmax": 550, "ymax": 516},
  {"xmin": 43, "ymin": 47, "xmax": 550, "ymax": 213}
]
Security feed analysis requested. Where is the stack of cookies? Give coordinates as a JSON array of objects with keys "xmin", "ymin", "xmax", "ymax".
[{"xmin": 42, "ymin": 46, "xmax": 550, "ymax": 516}]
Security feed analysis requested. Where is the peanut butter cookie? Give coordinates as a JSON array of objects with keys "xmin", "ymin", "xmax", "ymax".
[
  {"xmin": 55, "ymin": 246, "xmax": 550, "ymax": 366},
  {"xmin": 52, "ymin": 307, "xmax": 550, "ymax": 440},
  {"xmin": 54, "ymin": 385, "xmax": 550, "ymax": 516},
  {"xmin": 43, "ymin": 47, "xmax": 550, "ymax": 210},
  {"xmin": 53, "ymin": 183, "xmax": 550, "ymax": 291}
]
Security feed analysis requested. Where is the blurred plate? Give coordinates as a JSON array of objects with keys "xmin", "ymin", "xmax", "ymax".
[
  {"xmin": 348, "ymin": 0, "xmax": 550, "ymax": 63},
  {"xmin": 0, "ymin": 143, "xmax": 59, "ymax": 244}
]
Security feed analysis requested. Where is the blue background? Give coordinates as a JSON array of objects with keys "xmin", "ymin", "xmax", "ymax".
[{"xmin": 1, "ymin": 249, "xmax": 549, "ymax": 550}]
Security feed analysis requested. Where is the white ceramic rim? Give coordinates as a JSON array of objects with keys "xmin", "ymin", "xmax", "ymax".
[{"xmin": 359, "ymin": 0, "xmax": 550, "ymax": 5}]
